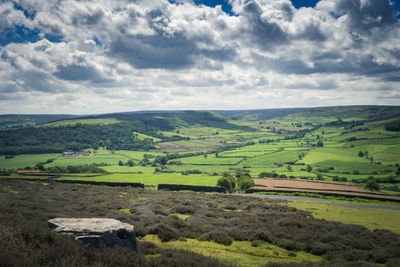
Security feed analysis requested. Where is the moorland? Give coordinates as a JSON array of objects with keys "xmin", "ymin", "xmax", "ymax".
[{"xmin": 1, "ymin": 105, "xmax": 400, "ymax": 266}]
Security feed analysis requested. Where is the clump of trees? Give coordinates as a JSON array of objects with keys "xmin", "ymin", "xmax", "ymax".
[
  {"xmin": 217, "ymin": 171, "xmax": 254, "ymax": 192},
  {"xmin": 0, "ymin": 122, "xmax": 158, "ymax": 155},
  {"xmin": 385, "ymin": 119, "xmax": 400, "ymax": 131},
  {"xmin": 365, "ymin": 177, "xmax": 380, "ymax": 191},
  {"xmin": 45, "ymin": 165, "xmax": 107, "ymax": 173}
]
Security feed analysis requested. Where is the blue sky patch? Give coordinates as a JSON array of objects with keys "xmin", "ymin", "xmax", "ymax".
[
  {"xmin": 392, "ymin": 0, "xmax": 400, "ymax": 19},
  {"xmin": 93, "ymin": 36, "xmax": 102, "ymax": 46},
  {"xmin": 13, "ymin": 2, "xmax": 36, "ymax": 19},
  {"xmin": 290, "ymin": 0, "xmax": 320, "ymax": 9},
  {"xmin": 0, "ymin": 25, "xmax": 64, "ymax": 46},
  {"xmin": 0, "ymin": 26, "xmax": 41, "ymax": 46},
  {"xmin": 44, "ymin": 34, "xmax": 64, "ymax": 43}
]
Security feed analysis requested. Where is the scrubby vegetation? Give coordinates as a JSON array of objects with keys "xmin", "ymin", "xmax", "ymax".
[{"xmin": 1, "ymin": 180, "xmax": 400, "ymax": 266}]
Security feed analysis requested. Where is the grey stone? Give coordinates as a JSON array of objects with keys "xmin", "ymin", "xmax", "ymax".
[{"xmin": 48, "ymin": 218, "xmax": 137, "ymax": 250}]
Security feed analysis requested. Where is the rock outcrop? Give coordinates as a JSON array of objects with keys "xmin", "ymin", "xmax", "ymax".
[{"xmin": 48, "ymin": 218, "xmax": 137, "ymax": 251}]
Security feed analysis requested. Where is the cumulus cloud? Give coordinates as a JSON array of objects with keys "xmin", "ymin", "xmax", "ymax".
[{"xmin": 0, "ymin": 0, "xmax": 399, "ymax": 114}]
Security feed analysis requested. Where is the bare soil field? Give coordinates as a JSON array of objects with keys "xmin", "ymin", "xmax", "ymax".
[{"xmin": 253, "ymin": 178, "xmax": 400, "ymax": 201}]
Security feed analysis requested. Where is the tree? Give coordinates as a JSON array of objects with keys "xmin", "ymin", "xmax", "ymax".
[
  {"xmin": 118, "ymin": 160, "xmax": 123, "ymax": 166},
  {"xmin": 127, "ymin": 160, "xmax": 134, "ymax": 167},
  {"xmin": 316, "ymin": 140, "xmax": 324, "ymax": 147},
  {"xmin": 366, "ymin": 178, "xmax": 379, "ymax": 191},
  {"xmin": 238, "ymin": 177, "xmax": 254, "ymax": 190},
  {"xmin": 358, "ymin": 151, "xmax": 365, "ymax": 157},
  {"xmin": 306, "ymin": 165, "xmax": 313, "ymax": 172},
  {"xmin": 217, "ymin": 175, "xmax": 235, "ymax": 192}
]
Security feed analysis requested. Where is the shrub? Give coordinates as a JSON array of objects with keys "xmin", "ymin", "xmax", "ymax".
[
  {"xmin": 259, "ymin": 172, "xmax": 273, "ymax": 178},
  {"xmin": 198, "ymin": 231, "xmax": 233, "ymax": 246},
  {"xmin": 173, "ymin": 206, "xmax": 195, "ymax": 215},
  {"xmin": 147, "ymin": 224, "xmax": 179, "ymax": 242},
  {"xmin": 251, "ymin": 240, "xmax": 266, "ymax": 247}
]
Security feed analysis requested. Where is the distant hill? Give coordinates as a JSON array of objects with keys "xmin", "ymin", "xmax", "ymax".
[
  {"xmin": 213, "ymin": 106, "xmax": 400, "ymax": 122},
  {"xmin": 0, "ymin": 114, "xmax": 78, "ymax": 128},
  {"xmin": 0, "ymin": 111, "xmax": 250, "ymax": 155}
]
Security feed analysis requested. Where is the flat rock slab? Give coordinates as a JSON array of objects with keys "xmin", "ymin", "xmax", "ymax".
[{"xmin": 48, "ymin": 218, "xmax": 137, "ymax": 250}]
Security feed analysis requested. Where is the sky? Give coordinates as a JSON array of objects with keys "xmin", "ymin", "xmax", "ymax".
[{"xmin": 0, "ymin": 0, "xmax": 400, "ymax": 114}]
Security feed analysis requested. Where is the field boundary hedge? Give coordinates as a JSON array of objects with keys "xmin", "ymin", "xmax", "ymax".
[
  {"xmin": 0, "ymin": 177, "xmax": 144, "ymax": 188},
  {"xmin": 158, "ymin": 184, "xmax": 226, "ymax": 193},
  {"xmin": 56, "ymin": 179, "xmax": 145, "ymax": 188}
]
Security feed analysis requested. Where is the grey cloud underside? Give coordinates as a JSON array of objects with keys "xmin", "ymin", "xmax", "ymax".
[
  {"xmin": 54, "ymin": 64, "xmax": 106, "ymax": 82},
  {"xmin": 262, "ymin": 52, "xmax": 400, "ymax": 77},
  {"xmin": 109, "ymin": 33, "xmax": 236, "ymax": 69},
  {"xmin": 336, "ymin": 0, "xmax": 397, "ymax": 34},
  {"xmin": 110, "ymin": 34, "xmax": 197, "ymax": 69},
  {"xmin": 242, "ymin": 0, "xmax": 288, "ymax": 48}
]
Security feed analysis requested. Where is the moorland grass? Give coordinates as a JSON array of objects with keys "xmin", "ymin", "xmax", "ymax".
[
  {"xmin": 143, "ymin": 234, "xmax": 322, "ymax": 266},
  {"xmin": 1, "ymin": 179, "xmax": 400, "ymax": 266}
]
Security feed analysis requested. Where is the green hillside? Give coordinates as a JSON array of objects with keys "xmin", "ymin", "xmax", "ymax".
[
  {"xmin": 0, "ymin": 114, "xmax": 77, "ymax": 128},
  {"xmin": 214, "ymin": 105, "xmax": 400, "ymax": 122}
]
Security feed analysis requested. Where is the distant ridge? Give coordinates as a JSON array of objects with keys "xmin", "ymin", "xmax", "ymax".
[{"xmin": 1, "ymin": 105, "xmax": 400, "ymax": 127}]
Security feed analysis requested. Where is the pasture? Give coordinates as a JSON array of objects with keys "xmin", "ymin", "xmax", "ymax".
[
  {"xmin": 57, "ymin": 172, "xmax": 219, "ymax": 186},
  {"xmin": 287, "ymin": 200, "xmax": 400, "ymax": 234},
  {"xmin": 0, "ymin": 154, "xmax": 60, "ymax": 170}
]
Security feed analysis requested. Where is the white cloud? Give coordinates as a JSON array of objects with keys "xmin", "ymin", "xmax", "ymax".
[{"xmin": 0, "ymin": 0, "xmax": 399, "ymax": 114}]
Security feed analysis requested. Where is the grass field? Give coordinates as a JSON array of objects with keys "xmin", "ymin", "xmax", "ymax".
[
  {"xmin": 57, "ymin": 172, "xmax": 219, "ymax": 186},
  {"xmin": 45, "ymin": 154, "xmax": 128, "ymax": 167},
  {"xmin": 0, "ymin": 154, "xmax": 60, "ymax": 170},
  {"xmin": 2, "ymin": 108, "xmax": 399, "ymax": 196},
  {"xmin": 287, "ymin": 200, "xmax": 400, "ymax": 234}
]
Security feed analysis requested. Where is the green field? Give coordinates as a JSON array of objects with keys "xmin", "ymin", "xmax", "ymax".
[
  {"xmin": 0, "ymin": 154, "xmax": 60, "ymax": 170},
  {"xmin": 43, "ymin": 118, "xmax": 120, "ymax": 127},
  {"xmin": 288, "ymin": 200, "xmax": 400, "ymax": 234},
  {"xmin": 57, "ymin": 172, "xmax": 219, "ymax": 186},
  {"xmin": 1, "ymin": 107, "xmax": 399, "ymax": 193},
  {"xmin": 45, "ymin": 154, "xmax": 128, "ymax": 167}
]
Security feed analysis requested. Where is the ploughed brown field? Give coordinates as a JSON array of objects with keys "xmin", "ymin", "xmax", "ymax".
[{"xmin": 253, "ymin": 178, "xmax": 400, "ymax": 201}]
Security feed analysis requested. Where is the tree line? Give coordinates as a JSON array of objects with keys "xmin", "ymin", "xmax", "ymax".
[{"xmin": 0, "ymin": 122, "xmax": 158, "ymax": 154}]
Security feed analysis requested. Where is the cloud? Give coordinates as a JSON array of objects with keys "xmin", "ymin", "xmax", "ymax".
[
  {"xmin": 0, "ymin": 0, "xmax": 399, "ymax": 114},
  {"xmin": 335, "ymin": 0, "xmax": 397, "ymax": 35},
  {"xmin": 54, "ymin": 64, "xmax": 105, "ymax": 82}
]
